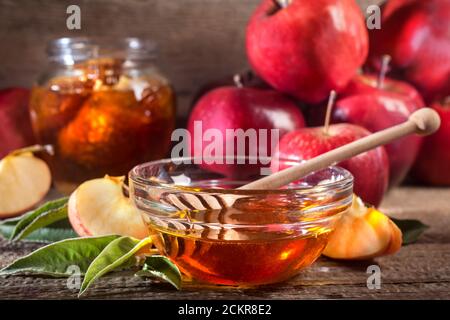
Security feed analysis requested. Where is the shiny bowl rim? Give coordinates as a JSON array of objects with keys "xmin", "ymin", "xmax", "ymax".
[{"xmin": 128, "ymin": 156, "xmax": 354, "ymax": 196}]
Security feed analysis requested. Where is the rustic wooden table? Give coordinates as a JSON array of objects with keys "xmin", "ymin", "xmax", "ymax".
[{"xmin": 1, "ymin": 186, "xmax": 449, "ymax": 300}]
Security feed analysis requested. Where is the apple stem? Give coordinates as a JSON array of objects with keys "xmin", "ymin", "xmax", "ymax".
[
  {"xmin": 275, "ymin": 0, "xmax": 291, "ymax": 8},
  {"xmin": 377, "ymin": 55, "xmax": 392, "ymax": 89},
  {"xmin": 233, "ymin": 74, "xmax": 244, "ymax": 88},
  {"xmin": 323, "ymin": 90, "xmax": 337, "ymax": 135}
]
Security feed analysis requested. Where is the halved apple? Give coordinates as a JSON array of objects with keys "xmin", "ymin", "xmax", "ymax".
[
  {"xmin": 68, "ymin": 176, "xmax": 149, "ymax": 239},
  {"xmin": 323, "ymin": 195, "xmax": 402, "ymax": 260},
  {"xmin": 0, "ymin": 149, "xmax": 52, "ymax": 217}
]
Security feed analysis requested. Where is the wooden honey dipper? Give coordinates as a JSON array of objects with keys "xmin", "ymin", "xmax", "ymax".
[{"xmin": 161, "ymin": 108, "xmax": 440, "ymax": 211}]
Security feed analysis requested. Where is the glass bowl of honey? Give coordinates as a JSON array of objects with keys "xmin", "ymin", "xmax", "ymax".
[
  {"xmin": 129, "ymin": 157, "xmax": 353, "ymax": 287},
  {"xmin": 30, "ymin": 37, "xmax": 176, "ymax": 194}
]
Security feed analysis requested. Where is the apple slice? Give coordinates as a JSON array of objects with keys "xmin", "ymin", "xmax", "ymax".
[
  {"xmin": 0, "ymin": 150, "xmax": 52, "ymax": 218},
  {"xmin": 68, "ymin": 176, "xmax": 149, "ymax": 239},
  {"xmin": 323, "ymin": 195, "xmax": 402, "ymax": 260}
]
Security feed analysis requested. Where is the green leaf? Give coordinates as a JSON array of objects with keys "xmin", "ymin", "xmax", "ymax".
[
  {"xmin": 20, "ymin": 227, "xmax": 78, "ymax": 243},
  {"xmin": 10, "ymin": 197, "xmax": 69, "ymax": 241},
  {"xmin": 0, "ymin": 216, "xmax": 23, "ymax": 225},
  {"xmin": 391, "ymin": 218, "xmax": 429, "ymax": 245},
  {"xmin": 0, "ymin": 216, "xmax": 22, "ymax": 238},
  {"xmin": 47, "ymin": 219, "xmax": 73, "ymax": 229},
  {"xmin": 0, "ymin": 235, "xmax": 119, "ymax": 277},
  {"xmin": 0, "ymin": 198, "xmax": 76, "ymax": 243},
  {"xmin": 0, "ymin": 223, "xmax": 77, "ymax": 243},
  {"xmin": 79, "ymin": 236, "xmax": 152, "ymax": 296},
  {"xmin": 0, "ymin": 223, "xmax": 15, "ymax": 239},
  {"xmin": 135, "ymin": 255, "xmax": 181, "ymax": 290},
  {"xmin": 0, "ymin": 216, "xmax": 77, "ymax": 243},
  {"xmin": 0, "ymin": 218, "xmax": 17, "ymax": 239}
]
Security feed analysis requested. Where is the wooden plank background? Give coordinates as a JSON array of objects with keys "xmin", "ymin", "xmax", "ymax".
[{"xmin": 0, "ymin": 0, "xmax": 383, "ymax": 117}]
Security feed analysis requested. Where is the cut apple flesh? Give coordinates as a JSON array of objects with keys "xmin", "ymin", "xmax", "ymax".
[
  {"xmin": 0, "ymin": 152, "xmax": 51, "ymax": 217},
  {"xmin": 68, "ymin": 176, "xmax": 149, "ymax": 239},
  {"xmin": 323, "ymin": 195, "xmax": 402, "ymax": 260}
]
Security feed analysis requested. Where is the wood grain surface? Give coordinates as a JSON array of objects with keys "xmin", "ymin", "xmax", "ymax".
[
  {"xmin": 1, "ymin": 186, "xmax": 449, "ymax": 300},
  {"xmin": 0, "ymin": 0, "xmax": 384, "ymax": 117}
]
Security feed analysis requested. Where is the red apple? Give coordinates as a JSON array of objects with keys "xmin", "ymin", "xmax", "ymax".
[
  {"xmin": 341, "ymin": 73, "xmax": 424, "ymax": 106},
  {"xmin": 272, "ymin": 123, "xmax": 389, "ymax": 206},
  {"xmin": 0, "ymin": 88, "xmax": 35, "ymax": 158},
  {"xmin": 368, "ymin": 0, "xmax": 450, "ymax": 103},
  {"xmin": 190, "ymin": 71, "xmax": 270, "ymax": 108},
  {"xmin": 187, "ymin": 85, "xmax": 305, "ymax": 178},
  {"xmin": 246, "ymin": 0, "xmax": 368, "ymax": 104},
  {"xmin": 331, "ymin": 74, "xmax": 425, "ymax": 186},
  {"xmin": 411, "ymin": 98, "xmax": 450, "ymax": 185}
]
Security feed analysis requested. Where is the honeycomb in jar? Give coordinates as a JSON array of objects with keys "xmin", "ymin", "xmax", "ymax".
[
  {"xmin": 30, "ymin": 76, "xmax": 91, "ymax": 136},
  {"xmin": 57, "ymin": 89, "xmax": 152, "ymax": 167}
]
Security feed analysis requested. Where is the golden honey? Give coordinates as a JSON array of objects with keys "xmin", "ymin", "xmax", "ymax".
[
  {"xmin": 130, "ymin": 158, "xmax": 354, "ymax": 287},
  {"xmin": 151, "ymin": 228, "xmax": 330, "ymax": 286},
  {"xmin": 138, "ymin": 184, "xmax": 350, "ymax": 286},
  {"xmin": 30, "ymin": 41, "xmax": 175, "ymax": 193}
]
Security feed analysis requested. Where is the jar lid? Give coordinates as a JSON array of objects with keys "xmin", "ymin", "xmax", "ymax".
[{"xmin": 47, "ymin": 37, "xmax": 158, "ymax": 65}]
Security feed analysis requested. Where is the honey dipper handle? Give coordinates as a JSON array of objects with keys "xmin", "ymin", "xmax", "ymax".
[{"xmin": 240, "ymin": 108, "xmax": 441, "ymax": 190}]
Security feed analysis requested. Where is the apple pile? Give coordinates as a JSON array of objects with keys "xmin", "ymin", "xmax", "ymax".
[
  {"xmin": 188, "ymin": 0, "xmax": 450, "ymax": 207},
  {"xmin": 368, "ymin": 0, "xmax": 450, "ymax": 103}
]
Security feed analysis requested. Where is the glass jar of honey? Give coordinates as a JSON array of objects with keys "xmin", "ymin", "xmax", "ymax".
[
  {"xmin": 30, "ymin": 37, "xmax": 175, "ymax": 194},
  {"xmin": 129, "ymin": 157, "xmax": 353, "ymax": 288}
]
